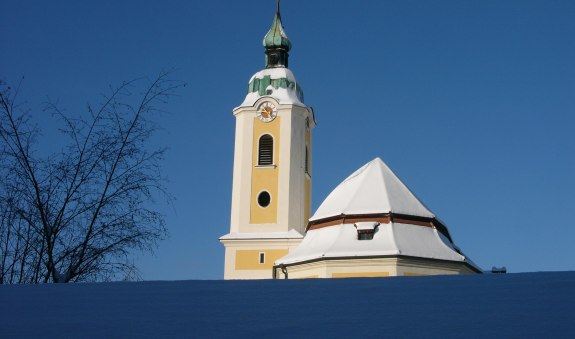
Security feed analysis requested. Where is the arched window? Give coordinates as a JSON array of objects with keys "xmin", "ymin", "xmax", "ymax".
[{"xmin": 258, "ymin": 134, "xmax": 273, "ymax": 165}]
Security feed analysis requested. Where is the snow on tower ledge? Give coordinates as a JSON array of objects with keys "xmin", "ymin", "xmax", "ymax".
[{"xmin": 238, "ymin": 68, "xmax": 304, "ymax": 108}]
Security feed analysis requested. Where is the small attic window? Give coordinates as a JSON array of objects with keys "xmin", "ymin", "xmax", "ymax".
[
  {"xmin": 266, "ymin": 89, "xmax": 273, "ymax": 95},
  {"xmin": 358, "ymin": 232, "xmax": 373, "ymax": 240},
  {"xmin": 355, "ymin": 222, "xmax": 380, "ymax": 241}
]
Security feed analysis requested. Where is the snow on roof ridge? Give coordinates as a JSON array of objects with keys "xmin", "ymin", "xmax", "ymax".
[
  {"xmin": 340, "ymin": 163, "xmax": 372, "ymax": 215},
  {"xmin": 376, "ymin": 159, "xmax": 435, "ymax": 216},
  {"xmin": 372, "ymin": 158, "xmax": 393, "ymax": 216},
  {"xmin": 374, "ymin": 157, "xmax": 434, "ymax": 217},
  {"xmin": 338, "ymin": 158, "xmax": 374, "ymax": 185}
]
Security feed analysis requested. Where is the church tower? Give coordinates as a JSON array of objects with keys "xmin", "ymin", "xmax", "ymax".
[{"xmin": 220, "ymin": 2, "xmax": 316, "ymax": 279}]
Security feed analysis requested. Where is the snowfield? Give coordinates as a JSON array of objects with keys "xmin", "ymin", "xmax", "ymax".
[{"xmin": 1, "ymin": 272, "xmax": 574, "ymax": 338}]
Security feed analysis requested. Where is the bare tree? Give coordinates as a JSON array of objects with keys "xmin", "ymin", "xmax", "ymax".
[{"xmin": 0, "ymin": 72, "xmax": 183, "ymax": 283}]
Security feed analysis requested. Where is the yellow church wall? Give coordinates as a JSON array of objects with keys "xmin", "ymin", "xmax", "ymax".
[
  {"xmin": 221, "ymin": 237, "xmax": 302, "ymax": 279},
  {"xmin": 332, "ymin": 272, "xmax": 389, "ymax": 278},
  {"xmin": 274, "ymin": 258, "xmax": 397, "ymax": 279},
  {"xmin": 250, "ymin": 117, "xmax": 281, "ymax": 224},
  {"xmin": 295, "ymin": 275, "xmax": 319, "ymax": 279},
  {"xmin": 235, "ymin": 249, "xmax": 289, "ymax": 270},
  {"xmin": 403, "ymin": 272, "xmax": 428, "ymax": 276},
  {"xmin": 324, "ymin": 258, "xmax": 398, "ymax": 277},
  {"xmin": 273, "ymin": 259, "xmax": 326, "ymax": 279},
  {"xmin": 395, "ymin": 258, "xmax": 468, "ymax": 276},
  {"xmin": 276, "ymin": 257, "xmax": 479, "ymax": 279}
]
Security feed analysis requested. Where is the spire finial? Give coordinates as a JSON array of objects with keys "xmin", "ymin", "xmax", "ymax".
[{"xmin": 263, "ymin": 0, "xmax": 291, "ymax": 68}]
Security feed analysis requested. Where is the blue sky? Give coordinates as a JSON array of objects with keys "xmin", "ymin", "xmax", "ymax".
[{"xmin": 2, "ymin": 0, "xmax": 574, "ymax": 280}]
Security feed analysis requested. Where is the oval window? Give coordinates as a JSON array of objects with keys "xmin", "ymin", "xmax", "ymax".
[{"xmin": 257, "ymin": 191, "xmax": 271, "ymax": 208}]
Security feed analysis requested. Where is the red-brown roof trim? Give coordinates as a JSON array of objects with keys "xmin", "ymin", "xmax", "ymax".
[{"xmin": 307, "ymin": 213, "xmax": 453, "ymax": 242}]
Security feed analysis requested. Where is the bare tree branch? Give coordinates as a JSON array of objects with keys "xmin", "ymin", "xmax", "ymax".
[{"xmin": 0, "ymin": 72, "xmax": 182, "ymax": 283}]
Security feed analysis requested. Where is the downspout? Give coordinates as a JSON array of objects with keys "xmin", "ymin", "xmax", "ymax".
[{"xmin": 273, "ymin": 264, "xmax": 288, "ymax": 279}]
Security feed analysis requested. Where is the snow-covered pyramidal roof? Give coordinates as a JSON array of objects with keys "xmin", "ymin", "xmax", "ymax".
[
  {"xmin": 310, "ymin": 157, "xmax": 435, "ymax": 222},
  {"xmin": 275, "ymin": 157, "xmax": 481, "ymax": 272}
]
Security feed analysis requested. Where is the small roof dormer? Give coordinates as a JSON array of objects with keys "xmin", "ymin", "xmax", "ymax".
[{"xmin": 263, "ymin": 0, "xmax": 291, "ymax": 68}]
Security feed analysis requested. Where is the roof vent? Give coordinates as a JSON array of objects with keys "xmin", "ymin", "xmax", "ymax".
[{"xmin": 491, "ymin": 266, "xmax": 507, "ymax": 274}]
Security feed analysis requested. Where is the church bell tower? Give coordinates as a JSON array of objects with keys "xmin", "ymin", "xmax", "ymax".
[{"xmin": 220, "ymin": 1, "xmax": 316, "ymax": 279}]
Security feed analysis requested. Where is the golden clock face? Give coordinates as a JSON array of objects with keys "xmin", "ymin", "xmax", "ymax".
[{"xmin": 256, "ymin": 102, "xmax": 277, "ymax": 122}]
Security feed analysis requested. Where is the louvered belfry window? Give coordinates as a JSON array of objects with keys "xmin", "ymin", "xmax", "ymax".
[{"xmin": 258, "ymin": 134, "xmax": 273, "ymax": 165}]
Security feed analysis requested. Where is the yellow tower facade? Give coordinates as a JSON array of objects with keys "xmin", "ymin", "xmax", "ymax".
[{"xmin": 219, "ymin": 4, "xmax": 315, "ymax": 279}]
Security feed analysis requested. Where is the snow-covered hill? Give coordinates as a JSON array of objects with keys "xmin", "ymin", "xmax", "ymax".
[{"xmin": 2, "ymin": 272, "xmax": 574, "ymax": 338}]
